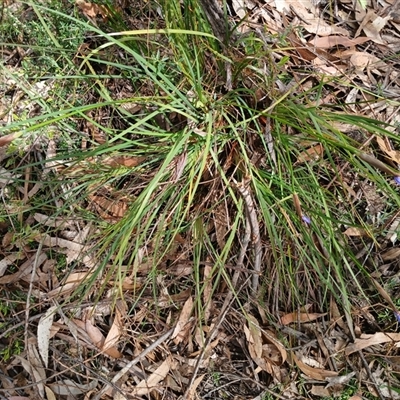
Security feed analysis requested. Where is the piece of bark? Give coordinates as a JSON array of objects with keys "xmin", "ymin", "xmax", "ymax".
[{"xmin": 198, "ymin": 0, "xmax": 236, "ymax": 44}]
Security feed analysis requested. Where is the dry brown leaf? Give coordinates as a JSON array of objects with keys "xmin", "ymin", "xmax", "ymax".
[
  {"xmin": 350, "ymin": 52, "xmax": 386, "ymax": 72},
  {"xmin": 381, "ymin": 247, "xmax": 400, "ymax": 261},
  {"xmin": 376, "ymin": 136, "xmax": 400, "ymax": 163},
  {"xmin": 45, "ymin": 386, "xmax": 57, "ymax": 400},
  {"xmin": 362, "ymin": 14, "xmax": 390, "ymax": 44},
  {"xmin": 172, "ymin": 296, "xmax": 193, "ymax": 345},
  {"xmin": 185, "ymin": 374, "xmax": 205, "ymax": 400},
  {"xmin": 85, "ymin": 319, "xmax": 121, "ymax": 358},
  {"xmin": 37, "ymin": 305, "xmax": 57, "ymax": 368},
  {"xmin": 280, "ymin": 312, "xmax": 326, "ymax": 325},
  {"xmin": 89, "ymin": 194, "xmax": 129, "ymax": 222},
  {"xmin": 288, "ymin": 36, "xmax": 319, "ymax": 61},
  {"xmin": 262, "ymin": 330, "xmax": 287, "ymax": 365},
  {"xmin": 245, "ymin": 315, "xmax": 263, "ymax": 360},
  {"xmin": 296, "ymin": 144, "xmax": 323, "ymax": 163},
  {"xmin": 371, "ymin": 278, "xmax": 398, "ymax": 310},
  {"xmin": 274, "ymin": 0, "xmax": 348, "ymax": 35},
  {"xmin": 46, "ymin": 271, "xmax": 93, "ymax": 297},
  {"xmin": 310, "ymin": 36, "xmax": 371, "ymax": 49},
  {"xmin": 0, "ymin": 132, "xmax": 20, "ymax": 147},
  {"xmin": 343, "ymin": 227, "xmax": 370, "ymax": 237},
  {"xmin": 292, "ymin": 352, "xmax": 338, "ymax": 380},
  {"xmin": 75, "ymin": 0, "xmax": 109, "ymax": 19},
  {"xmin": 85, "ymin": 319, "xmax": 104, "ymax": 348},
  {"xmin": 0, "ymin": 253, "xmax": 46, "ymax": 284},
  {"xmin": 102, "ymin": 301, "xmax": 125, "ymax": 352},
  {"xmin": 311, "ymin": 385, "xmax": 331, "ymax": 397},
  {"xmin": 133, "ymin": 356, "xmax": 172, "ymax": 396},
  {"xmin": 345, "ymin": 332, "xmax": 400, "ymax": 355}
]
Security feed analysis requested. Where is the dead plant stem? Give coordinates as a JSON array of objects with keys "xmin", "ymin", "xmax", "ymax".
[{"xmin": 233, "ymin": 178, "xmax": 262, "ymax": 292}]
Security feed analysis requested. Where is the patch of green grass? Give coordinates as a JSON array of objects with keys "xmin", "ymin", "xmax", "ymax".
[{"xmin": 0, "ymin": 290, "xmax": 27, "ymax": 361}]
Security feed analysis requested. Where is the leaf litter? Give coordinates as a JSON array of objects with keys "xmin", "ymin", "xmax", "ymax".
[{"xmin": 1, "ymin": 0, "xmax": 400, "ymax": 399}]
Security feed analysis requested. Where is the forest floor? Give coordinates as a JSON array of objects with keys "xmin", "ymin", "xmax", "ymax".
[{"xmin": 1, "ymin": 0, "xmax": 400, "ymax": 399}]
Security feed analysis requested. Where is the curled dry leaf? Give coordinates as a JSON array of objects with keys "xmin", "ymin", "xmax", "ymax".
[{"xmin": 291, "ymin": 352, "xmax": 338, "ymax": 381}]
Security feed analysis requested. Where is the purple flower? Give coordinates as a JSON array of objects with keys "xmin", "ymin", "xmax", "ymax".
[
  {"xmin": 394, "ymin": 176, "xmax": 400, "ymax": 185},
  {"xmin": 394, "ymin": 311, "xmax": 400, "ymax": 323},
  {"xmin": 302, "ymin": 215, "xmax": 311, "ymax": 225}
]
